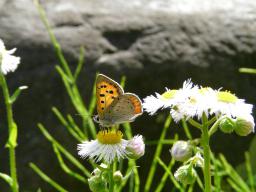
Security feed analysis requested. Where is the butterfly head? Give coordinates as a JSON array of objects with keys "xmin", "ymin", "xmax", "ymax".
[{"xmin": 93, "ymin": 115, "xmax": 100, "ymax": 124}]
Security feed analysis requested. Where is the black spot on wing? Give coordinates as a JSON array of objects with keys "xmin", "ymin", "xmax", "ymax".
[{"xmin": 100, "ymin": 94, "xmax": 105, "ymax": 97}]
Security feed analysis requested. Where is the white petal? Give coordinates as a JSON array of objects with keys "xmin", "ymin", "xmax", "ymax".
[
  {"xmin": 143, "ymin": 94, "xmax": 165, "ymax": 115},
  {"xmin": 77, "ymin": 139, "xmax": 129, "ymax": 164},
  {"xmin": 0, "ymin": 40, "xmax": 20, "ymax": 75}
]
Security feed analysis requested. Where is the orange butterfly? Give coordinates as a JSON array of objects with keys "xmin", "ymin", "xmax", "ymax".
[{"xmin": 93, "ymin": 74, "xmax": 143, "ymax": 127}]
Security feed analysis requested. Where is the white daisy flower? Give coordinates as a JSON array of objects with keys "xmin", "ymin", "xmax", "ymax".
[
  {"xmin": 210, "ymin": 90, "xmax": 253, "ymax": 118},
  {"xmin": 143, "ymin": 93, "xmax": 167, "ymax": 115},
  {"xmin": 170, "ymin": 108, "xmax": 185, "ymax": 123},
  {"xmin": 78, "ymin": 130, "xmax": 143, "ymax": 164},
  {"xmin": 169, "ymin": 79, "xmax": 199, "ymax": 122},
  {"xmin": 178, "ymin": 87, "xmax": 216, "ymax": 120},
  {"xmin": 0, "ymin": 39, "xmax": 20, "ymax": 75},
  {"xmin": 143, "ymin": 79, "xmax": 195, "ymax": 117}
]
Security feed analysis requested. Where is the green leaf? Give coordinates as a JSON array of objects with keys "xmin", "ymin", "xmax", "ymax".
[
  {"xmin": 144, "ymin": 116, "xmax": 172, "ymax": 192},
  {"xmin": 10, "ymin": 86, "xmax": 28, "ymax": 104},
  {"xmin": 52, "ymin": 144, "xmax": 87, "ymax": 184},
  {"xmin": 74, "ymin": 46, "xmax": 85, "ymax": 81},
  {"xmin": 55, "ymin": 66, "xmax": 73, "ymax": 84},
  {"xmin": 219, "ymin": 154, "xmax": 250, "ymax": 192},
  {"xmin": 156, "ymin": 157, "xmax": 183, "ymax": 191},
  {"xmin": 66, "ymin": 114, "xmax": 87, "ymax": 140},
  {"xmin": 29, "ymin": 163, "xmax": 68, "ymax": 192},
  {"xmin": 88, "ymin": 73, "xmax": 97, "ymax": 115},
  {"xmin": 6, "ymin": 122, "xmax": 18, "ymax": 148},
  {"xmin": 52, "ymin": 107, "xmax": 84, "ymax": 142},
  {"xmin": 239, "ymin": 68, "xmax": 256, "ymax": 74},
  {"xmin": 33, "ymin": 0, "xmax": 73, "ymax": 78},
  {"xmin": 37, "ymin": 123, "xmax": 91, "ymax": 177},
  {"xmin": 0, "ymin": 172, "xmax": 13, "ymax": 186}
]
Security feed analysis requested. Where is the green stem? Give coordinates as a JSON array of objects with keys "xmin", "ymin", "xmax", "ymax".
[
  {"xmin": 144, "ymin": 116, "xmax": 172, "ymax": 192},
  {"xmin": 208, "ymin": 116, "xmax": 225, "ymax": 137},
  {"xmin": 181, "ymin": 119, "xmax": 192, "ymax": 139},
  {"xmin": 201, "ymin": 113, "xmax": 211, "ymax": 192},
  {"xmin": 0, "ymin": 74, "xmax": 18, "ymax": 192},
  {"xmin": 188, "ymin": 118, "xmax": 202, "ymax": 129},
  {"xmin": 109, "ymin": 163, "xmax": 114, "ymax": 192}
]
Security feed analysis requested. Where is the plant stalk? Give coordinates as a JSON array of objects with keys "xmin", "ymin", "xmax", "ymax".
[
  {"xmin": 201, "ymin": 113, "xmax": 211, "ymax": 192},
  {"xmin": 0, "ymin": 74, "xmax": 18, "ymax": 192},
  {"xmin": 109, "ymin": 163, "xmax": 114, "ymax": 192}
]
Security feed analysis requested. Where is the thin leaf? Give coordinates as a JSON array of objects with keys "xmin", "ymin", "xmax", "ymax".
[
  {"xmin": 67, "ymin": 114, "xmax": 87, "ymax": 140},
  {"xmin": 29, "ymin": 163, "xmax": 68, "ymax": 192},
  {"xmin": 181, "ymin": 119, "xmax": 192, "ymax": 140},
  {"xmin": 0, "ymin": 172, "xmax": 13, "ymax": 186},
  {"xmin": 155, "ymin": 157, "xmax": 182, "ymax": 192},
  {"xmin": 10, "ymin": 86, "xmax": 28, "ymax": 104},
  {"xmin": 88, "ymin": 73, "xmax": 98, "ymax": 115},
  {"xmin": 219, "ymin": 154, "xmax": 250, "ymax": 192},
  {"xmin": 239, "ymin": 68, "xmax": 256, "ymax": 74},
  {"xmin": 52, "ymin": 144, "xmax": 87, "ymax": 184},
  {"xmin": 227, "ymin": 178, "xmax": 244, "ymax": 192},
  {"xmin": 52, "ymin": 107, "xmax": 83, "ymax": 142},
  {"xmin": 245, "ymin": 152, "xmax": 255, "ymax": 192},
  {"xmin": 34, "ymin": 0, "xmax": 73, "ymax": 78},
  {"xmin": 145, "ymin": 139, "xmax": 176, "ymax": 145},
  {"xmin": 74, "ymin": 46, "xmax": 85, "ymax": 81},
  {"xmin": 144, "ymin": 116, "xmax": 172, "ymax": 192},
  {"xmin": 37, "ymin": 123, "xmax": 91, "ymax": 177}
]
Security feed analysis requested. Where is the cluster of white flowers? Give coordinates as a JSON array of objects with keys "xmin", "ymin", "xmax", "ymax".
[
  {"xmin": 0, "ymin": 39, "xmax": 20, "ymax": 75},
  {"xmin": 143, "ymin": 79, "xmax": 254, "ymax": 129}
]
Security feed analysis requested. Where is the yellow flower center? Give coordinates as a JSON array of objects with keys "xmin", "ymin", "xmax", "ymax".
[
  {"xmin": 199, "ymin": 87, "xmax": 211, "ymax": 95},
  {"xmin": 217, "ymin": 91, "xmax": 238, "ymax": 103},
  {"xmin": 189, "ymin": 96, "xmax": 197, "ymax": 104},
  {"xmin": 97, "ymin": 130, "xmax": 123, "ymax": 144},
  {"xmin": 161, "ymin": 90, "xmax": 177, "ymax": 100}
]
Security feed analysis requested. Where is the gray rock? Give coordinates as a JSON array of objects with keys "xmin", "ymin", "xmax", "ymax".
[{"xmin": 0, "ymin": 0, "xmax": 256, "ymax": 191}]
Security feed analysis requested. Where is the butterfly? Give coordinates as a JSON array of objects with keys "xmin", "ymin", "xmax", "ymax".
[{"xmin": 93, "ymin": 74, "xmax": 143, "ymax": 127}]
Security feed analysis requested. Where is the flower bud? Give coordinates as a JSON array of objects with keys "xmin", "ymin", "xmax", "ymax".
[
  {"xmin": 88, "ymin": 175, "xmax": 108, "ymax": 192},
  {"xmin": 174, "ymin": 164, "xmax": 197, "ymax": 185},
  {"xmin": 113, "ymin": 171, "xmax": 123, "ymax": 184},
  {"xmin": 189, "ymin": 152, "xmax": 204, "ymax": 168},
  {"xmin": 170, "ymin": 141, "xmax": 193, "ymax": 162},
  {"xmin": 92, "ymin": 168, "xmax": 101, "ymax": 176},
  {"xmin": 219, "ymin": 117, "xmax": 235, "ymax": 133},
  {"xmin": 126, "ymin": 135, "xmax": 145, "ymax": 160},
  {"xmin": 234, "ymin": 116, "xmax": 255, "ymax": 136}
]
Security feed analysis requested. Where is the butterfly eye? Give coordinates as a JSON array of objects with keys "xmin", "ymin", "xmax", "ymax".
[{"xmin": 93, "ymin": 115, "xmax": 100, "ymax": 123}]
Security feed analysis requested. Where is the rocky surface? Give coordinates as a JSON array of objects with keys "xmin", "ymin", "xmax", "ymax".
[{"xmin": 0, "ymin": 0, "xmax": 256, "ymax": 191}]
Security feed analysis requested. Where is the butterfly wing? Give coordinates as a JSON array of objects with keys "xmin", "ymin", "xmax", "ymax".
[
  {"xmin": 103, "ymin": 93, "xmax": 143, "ymax": 125},
  {"xmin": 96, "ymin": 74, "xmax": 124, "ymax": 119}
]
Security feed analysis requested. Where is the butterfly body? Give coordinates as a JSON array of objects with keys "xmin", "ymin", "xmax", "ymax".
[{"xmin": 95, "ymin": 74, "xmax": 143, "ymax": 127}]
